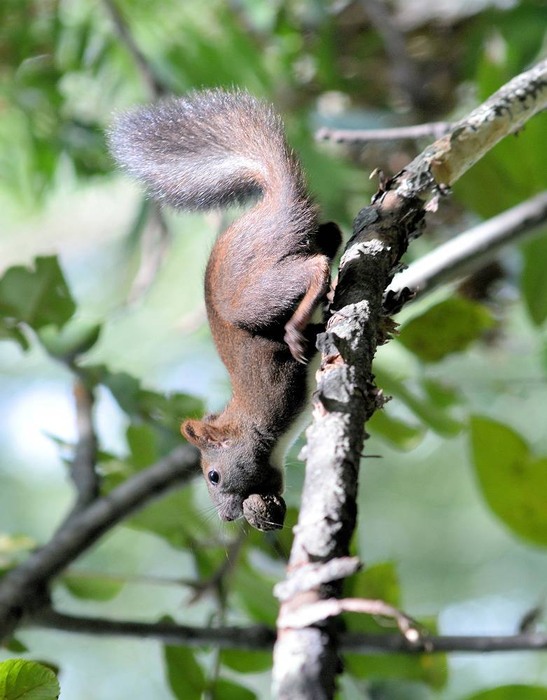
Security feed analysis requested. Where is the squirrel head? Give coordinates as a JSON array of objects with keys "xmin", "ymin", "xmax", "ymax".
[{"xmin": 182, "ymin": 418, "xmax": 286, "ymax": 531}]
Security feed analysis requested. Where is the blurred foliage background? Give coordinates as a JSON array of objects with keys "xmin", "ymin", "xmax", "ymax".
[{"xmin": 0, "ymin": 0, "xmax": 547, "ymax": 698}]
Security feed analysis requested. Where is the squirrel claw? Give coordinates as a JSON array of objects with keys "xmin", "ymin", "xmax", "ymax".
[{"xmin": 284, "ymin": 326, "xmax": 308, "ymax": 364}]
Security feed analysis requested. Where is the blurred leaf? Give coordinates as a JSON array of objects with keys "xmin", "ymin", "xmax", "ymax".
[
  {"xmin": 345, "ymin": 562, "xmax": 401, "ymax": 610},
  {"xmin": 463, "ymin": 686, "xmax": 547, "ymax": 700},
  {"xmin": 220, "ymin": 648, "xmax": 272, "ymax": 674},
  {"xmin": 398, "ymin": 298, "xmax": 495, "ymax": 363},
  {"xmin": 3, "ymin": 638, "xmax": 28, "ymax": 654},
  {"xmin": 0, "ymin": 659, "xmax": 60, "ymax": 700},
  {"xmin": 126, "ymin": 424, "xmax": 159, "ymax": 469},
  {"xmin": 470, "ymin": 416, "xmax": 547, "ymax": 546},
  {"xmin": 61, "ymin": 574, "xmax": 123, "ymax": 601},
  {"xmin": 0, "ymin": 257, "xmax": 75, "ymax": 334},
  {"xmin": 85, "ymin": 366, "xmax": 203, "ymax": 438},
  {"xmin": 163, "ymin": 644, "xmax": 205, "ymax": 700},
  {"xmin": 344, "ymin": 649, "xmax": 447, "ymax": 690},
  {"xmin": 212, "ymin": 678, "xmax": 257, "ymax": 700},
  {"xmin": 38, "ymin": 319, "xmax": 102, "ymax": 360},
  {"xmin": 368, "ymin": 410, "xmax": 425, "ymax": 451},
  {"xmin": 375, "ymin": 369, "xmax": 462, "ymax": 437},
  {"xmin": 344, "ymin": 565, "xmax": 447, "ymax": 688},
  {"xmin": 0, "ymin": 534, "xmax": 36, "ymax": 570},
  {"xmin": 232, "ymin": 558, "xmax": 279, "ymax": 626},
  {"xmin": 521, "ymin": 230, "xmax": 547, "ymax": 326}
]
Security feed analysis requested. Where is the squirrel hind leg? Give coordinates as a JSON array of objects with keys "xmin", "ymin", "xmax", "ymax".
[{"xmin": 283, "ymin": 255, "xmax": 331, "ymax": 363}]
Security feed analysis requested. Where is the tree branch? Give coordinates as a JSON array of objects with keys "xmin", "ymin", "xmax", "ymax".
[
  {"xmin": 0, "ymin": 445, "xmax": 199, "ymax": 643},
  {"xmin": 33, "ymin": 608, "xmax": 547, "ymax": 655},
  {"xmin": 64, "ymin": 378, "xmax": 99, "ymax": 518},
  {"xmin": 272, "ymin": 58, "xmax": 547, "ymax": 700},
  {"xmin": 389, "ymin": 190, "xmax": 547, "ymax": 301},
  {"xmin": 316, "ymin": 121, "xmax": 453, "ymax": 144}
]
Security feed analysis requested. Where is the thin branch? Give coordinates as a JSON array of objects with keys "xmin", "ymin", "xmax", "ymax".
[
  {"xmin": 33, "ymin": 608, "xmax": 547, "ymax": 655},
  {"xmin": 316, "ymin": 121, "xmax": 453, "ymax": 144},
  {"xmin": 101, "ymin": 0, "xmax": 165, "ymax": 99},
  {"xmin": 65, "ymin": 378, "xmax": 99, "ymax": 517},
  {"xmin": 389, "ymin": 190, "xmax": 547, "ymax": 300},
  {"xmin": 273, "ymin": 58, "xmax": 547, "ymax": 700},
  {"xmin": 127, "ymin": 204, "xmax": 172, "ymax": 302},
  {"xmin": 0, "ymin": 445, "xmax": 199, "ymax": 643}
]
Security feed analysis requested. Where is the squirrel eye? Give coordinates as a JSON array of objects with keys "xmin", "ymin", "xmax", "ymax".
[{"xmin": 208, "ymin": 469, "xmax": 220, "ymax": 486}]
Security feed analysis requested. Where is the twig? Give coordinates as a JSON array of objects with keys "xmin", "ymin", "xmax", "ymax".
[
  {"xmin": 65, "ymin": 378, "xmax": 99, "ymax": 517},
  {"xmin": 388, "ymin": 190, "xmax": 547, "ymax": 300},
  {"xmin": 272, "ymin": 58, "xmax": 547, "ymax": 700},
  {"xmin": 101, "ymin": 0, "xmax": 165, "ymax": 99},
  {"xmin": 0, "ymin": 445, "xmax": 199, "ymax": 643},
  {"xmin": 32, "ymin": 608, "xmax": 547, "ymax": 654},
  {"xmin": 316, "ymin": 122, "xmax": 453, "ymax": 144},
  {"xmin": 127, "ymin": 204, "xmax": 172, "ymax": 302}
]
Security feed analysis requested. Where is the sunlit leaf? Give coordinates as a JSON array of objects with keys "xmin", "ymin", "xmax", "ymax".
[{"xmin": 0, "ymin": 659, "xmax": 60, "ymax": 700}]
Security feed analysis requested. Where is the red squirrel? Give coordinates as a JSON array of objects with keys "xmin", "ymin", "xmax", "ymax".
[{"xmin": 109, "ymin": 89, "xmax": 341, "ymax": 530}]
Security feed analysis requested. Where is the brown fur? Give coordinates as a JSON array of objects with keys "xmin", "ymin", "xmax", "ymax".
[{"xmin": 109, "ymin": 89, "xmax": 341, "ymax": 529}]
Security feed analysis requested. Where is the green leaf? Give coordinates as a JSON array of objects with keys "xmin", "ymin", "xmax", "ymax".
[
  {"xmin": 4, "ymin": 638, "xmax": 28, "ymax": 654},
  {"xmin": 126, "ymin": 424, "xmax": 159, "ymax": 470},
  {"xmin": 464, "ymin": 686, "xmax": 547, "ymax": 700},
  {"xmin": 470, "ymin": 417, "xmax": 547, "ymax": 546},
  {"xmin": 344, "ymin": 565, "xmax": 447, "ymax": 688},
  {"xmin": 38, "ymin": 319, "xmax": 102, "ymax": 360},
  {"xmin": 521, "ymin": 230, "xmax": 547, "ymax": 326},
  {"xmin": 232, "ymin": 559, "xmax": 279, "ymax": 626},
  {"xmin": 0, "ymin": 659, "xmax": 60, "ymax": 700},
  {"xmin": 398, "ymin": 298, "xmax": 495, "ymax": 363},
  {"xmin": 368, "ymin": 410, "xmax": 425, "ymax": 451},
  {"xmin": 220, "ymin": 648, "xmax": 272, "ymax": 674},
  {"xmin": 375, "ymin": 369, "xmax": 462, "ymax": 437},
  {"xmin": 0, "ymin": 257, "xmax": 75, "ymax": 331},
  {"xmin": 61, "ymin": 574, "xmax": 124, "ymax": 601},
  {"xmin": 163, "ymin": 645, "xmax": 205, "ymax": 700},
  {"xmin": 212, "ymin": 678, "xmax": 257, "ymax": 700}
]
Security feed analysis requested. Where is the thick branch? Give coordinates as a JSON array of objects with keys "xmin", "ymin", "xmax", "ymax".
[
  {"xmin": 273, "ymin": 59, "xmax": 547, "ymax": 700},
  {"xmin": 389, "ymin": 190, "xmax": 547, "ymax": 300},
  {"xmin": 0, "ymin": 445, "xmax": 199, "ymax": 643}
]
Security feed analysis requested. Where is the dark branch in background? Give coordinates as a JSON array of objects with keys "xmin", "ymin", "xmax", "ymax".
[
  {"xmin": 65, "ymin": 378, "xmax": 99, "ymax": 517},
  {"xmin": 389, "ymin": 190, "xmax": 547, "ymax": 301},
  {"xmin": 272, "ymin": 59, "xmax": 547, "ymax": 700},
  {"xmin": 316, "ymin": 121, "xmax": 454, "ymax": 144},
  {"xmin": 101, "ymin": 0, "xmax": 172, "ymax": 300},
  {"xmin": 359, "ymin": 0, "xmax": 429, "ymax": 114},
  {"xmin": 0, "ymin": 445, "xmax": 199, "ymax": 643},
  {"xmin": 127, "ymin": 203, "xmax": 172, "ymax": 302},
  {"xmin": 101, "ymin": 0, "xmax": 165, "ymax": 100},
  {"xmin": 34, "ymin": 608, "xmax": 547, "ymax": 654}
]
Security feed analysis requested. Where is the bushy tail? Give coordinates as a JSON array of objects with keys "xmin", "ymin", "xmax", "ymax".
[{"xmin": 108, "ymin": 89, "xmax": 309, "ymax": 212}]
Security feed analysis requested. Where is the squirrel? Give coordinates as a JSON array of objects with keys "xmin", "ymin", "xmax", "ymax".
[{"xmin": 108, "ymin": 89, "xmax": 341, "ymax": 531}]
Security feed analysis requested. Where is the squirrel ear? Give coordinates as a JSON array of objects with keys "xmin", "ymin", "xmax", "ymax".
[{"xmin": 181, "ymin": 419, "xmax": 229, "ymax": 448}]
